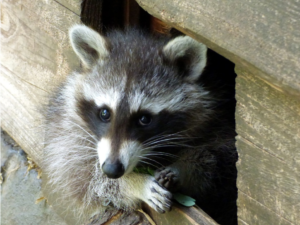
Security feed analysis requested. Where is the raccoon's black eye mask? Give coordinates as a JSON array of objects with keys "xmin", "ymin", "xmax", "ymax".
[{"xmin": 99, "ymin": 107, "xmax": 153, "ymax": 127}]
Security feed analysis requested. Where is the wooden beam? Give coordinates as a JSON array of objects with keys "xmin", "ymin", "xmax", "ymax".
[
  {"xmin": 236, "ymin": 67, "xmax": 300, "ymax": 225},
  {"xmin": 135, "ymin": 0, "xmax": 300, "ymax": 97},
  {"xmin": 142, "ymin": 203, "xmax": 219, "ymax": 225}
]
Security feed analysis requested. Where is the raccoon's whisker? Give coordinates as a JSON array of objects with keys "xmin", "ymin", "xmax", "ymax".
[
  {"xmin": 145, "ymin": 136, "xmax": 187, "ymax": 143},
  {"xmin": 50, "ymin": 132, "xmax": 97, "ymax": 148},
  {"xmin": 138, "ymin": 156, "xmax": 164, "ymax": 168},
  {"xmin": 142, "ymin": 134, "xmax": 182, "ymax": 145},
  {"xmin": 69, "ymin": 136, "xmax": 97, "ymax": 146},
  {"xmin": 139, "ymin": 145, "xmax": 178, "ymax": 153},
  {"xmin": 143, "ymin": 133, "xmax": 199, "ymax": 148},
  {"xmin": 142, "ymin": 142, "xmax": 195, "ymax": 150},
  {"xmin": 143, "ymin": 129, "xmax": 193, "ymax": 144},
  {"xmin": 138, "ymin": 159, "xmax": 161, "ymax": 169},
  {"xmin": 143, "ymin": 137, "xmax": 188, "ymax": 147},
  {"xmin": 56, "ymin": 149, "xmax": 98, "ymax": 157},
  {"xmin": 141, "ymin": 154, "xmax": 175, "ymax": 163},
  {"xmin": 143, "ymin": 152, "xmax": 179, "ymax": 158},
  {"xmin": 142, "ymin": 131, "xmax": 172, "ymax": 142},
  {"xmin": 144, "ymin": 140, "xmax": 188, "ymax": 149},
  {"xmin": 143, "ymin": 133, "xmax": 186, "ymax": 145},
  {"xmin": 68, "ymin": 121, "xmax": 98, "ymax": 142},
  {"xmin": 70, "ymin": 145, "xmax": 97, "ymax": 152},
  {"xmin": 71, "ymin": 138, "xmax": 97, "ymax": 147},
  {"xmin": 64, "ymin": 155, "xmax": 98, "ymax": 161}
]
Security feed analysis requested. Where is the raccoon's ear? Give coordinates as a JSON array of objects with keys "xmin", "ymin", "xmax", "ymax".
[
  {"xmin": 162, "ymin": 36, "xmax": 207, "ymax": 82},
  {"xmin": 69, "ymin": 25, "xmax": 110, "ymax": 68}
]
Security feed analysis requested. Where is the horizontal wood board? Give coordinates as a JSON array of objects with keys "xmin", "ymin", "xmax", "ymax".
[
  {"xmin": 235, "ymin": 67, "xmax": 300, "ymax": 225},
  {"xmin": 136, "ymin": 0, "xmax": 300, "ymax": 97},
  {"xmin": 143, "ymin": 204, "xmax": 219, "ymax": 225},
  {"xmin": 0, "ymin": 0, "xmax": 81, "ymax": 166}
]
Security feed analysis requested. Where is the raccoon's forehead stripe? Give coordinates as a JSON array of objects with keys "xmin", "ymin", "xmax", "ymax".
[
  {"xmin": 82, "ymin": 84, "xmax": 122, "ymax": 111},
  {"xmin": 128, "ymin": 89, "xmax": 192, "ymax": 113}
]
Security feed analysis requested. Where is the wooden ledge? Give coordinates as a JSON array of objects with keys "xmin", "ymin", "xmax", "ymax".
[
  {"xmin": 85, "ymin": 204, "xmax": 218, "ymax": 225},
  {"xmin": 142, "ymin": 203, "xmax": 219, "ymax": 225}
]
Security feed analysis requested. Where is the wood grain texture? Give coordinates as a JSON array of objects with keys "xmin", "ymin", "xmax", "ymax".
[
  {"xmin": 236, "ymin": 67, "xmax": 300, "ymax": 225},
  {"xmin": 135, "ymin": 0, "xmax": 300, "ymax": 97},
  {"xmin": 143, "ymin": 203, "xmax": 219, "ymax": 225},
  {"xmin": 0, "ymin": 0, "xmax": 81, "ymax": 166},
  {"xmin": 55, "ymin": 0, "xmax": 81, "ymax": 16}
]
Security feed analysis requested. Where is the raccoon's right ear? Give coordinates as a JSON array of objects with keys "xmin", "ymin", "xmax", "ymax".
[
  {"xmin": 162, "ymin": 36, "xmax": 207, "ymax": 82},
  {"xmin": 69, "ymin": 25, "xmax": 110, "ymax": 69}
]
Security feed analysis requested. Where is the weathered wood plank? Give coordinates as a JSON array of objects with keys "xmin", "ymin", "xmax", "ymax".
[
  {"xmin": 238, "ymin": 192, "xmax": 292, "ymax": 225},
  {"xmin": 235, "ymin": 68, "xmax": 300, "ymax": 224},
  {"xmin": 135, "ymin": 0, "xmax": 300, "ymax": 97},
  {"xmin": 0, "ymin": 0, "xmax": 81, "ymax": 166},
  {"xmin": 55, "ymin": 0, "xmax": 81, "ymax": 16},
  {"xmin": 143, "ymin": 204, "xmax": 219, "ymax": 225}
]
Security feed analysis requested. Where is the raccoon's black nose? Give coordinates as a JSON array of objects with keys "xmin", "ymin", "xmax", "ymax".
[{"xmin": 102, "ymin": 160, "xmax": 125, "ymax": 179}]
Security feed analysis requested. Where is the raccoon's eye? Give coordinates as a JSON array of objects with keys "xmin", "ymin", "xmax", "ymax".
[
  {"xmin": 99, "ymin": 108, "xmax": 111, "ymax": 122},
  {"xmin": 138, "ymin": 115, "xmax": 152, "ymax": 126}
]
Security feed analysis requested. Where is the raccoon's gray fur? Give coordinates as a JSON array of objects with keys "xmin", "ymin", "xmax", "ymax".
[{"xmin": 42, "ymin": 25, "xmax": 237, "ymax": 225}]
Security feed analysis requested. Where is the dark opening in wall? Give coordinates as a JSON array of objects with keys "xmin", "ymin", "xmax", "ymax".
[{"xmin": 80, "ymin": 1, "xmax": 238, "ymax": 225}]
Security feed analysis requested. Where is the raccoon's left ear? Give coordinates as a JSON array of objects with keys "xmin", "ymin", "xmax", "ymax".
[
  {"xmin": 162, "ymin": 36, "xmax": 207, "ymax": 82},
  {"xmin": 69, "ymin": 25, "xmax": 110, "ymax": 69}
]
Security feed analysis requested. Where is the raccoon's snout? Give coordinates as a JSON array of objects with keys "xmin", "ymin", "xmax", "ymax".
[{"xmin": 102, "ymin": 160, "xmax": 125, "ymax": 179}]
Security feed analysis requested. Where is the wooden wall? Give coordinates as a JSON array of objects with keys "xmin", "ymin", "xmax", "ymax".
[
  {"xmin": 0, "ymin": 0, "xmax": 81, "ymax": 166},
  {"xmin": 134, "ymin": 0, "xmax": 300, "ymax": 224},
  {"xmin": 236, "ymin": 68, "xmax": 300, "ymax": 225}
]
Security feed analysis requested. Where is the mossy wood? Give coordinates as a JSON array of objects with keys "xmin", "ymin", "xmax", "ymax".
[{"xmin": 134, "ymin": 0, "xmax": 300, "ymax": 224}]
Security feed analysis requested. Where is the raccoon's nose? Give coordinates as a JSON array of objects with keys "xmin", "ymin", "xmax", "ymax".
[{"xmin": 102, "ymin": 160, "xmax": 125, "ymax": 179}]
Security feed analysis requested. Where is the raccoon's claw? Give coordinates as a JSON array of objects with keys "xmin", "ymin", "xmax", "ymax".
[
  {"xmin": 155, "ymin": 167, "xmax": 179, "ymax": 192},
  {"xmin": 144, "ymin": 178, "xmax": 172, "ymax": 213}
]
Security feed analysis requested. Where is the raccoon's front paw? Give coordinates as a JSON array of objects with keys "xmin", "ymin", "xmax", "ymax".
[
  {"xmin": 155, "ymin": 167, "xmax": 179, "ymax": 192},
  {"xmin": 143, "ymin": 178, "xmax": 172, "ymax": 213}
]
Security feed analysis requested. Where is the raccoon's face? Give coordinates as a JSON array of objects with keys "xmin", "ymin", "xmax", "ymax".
[{"xmin": 68, "ymin": 25, "xmax": 208, "ymax": 179}]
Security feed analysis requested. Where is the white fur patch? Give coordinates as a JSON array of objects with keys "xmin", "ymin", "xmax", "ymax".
[
  {"xmin": 84, "ymin": 84, "xmax": 121, "ymax": 111},
  {"xmin": 128, "ymin": 85, "xmax": 204, "ymax": 113},
  {"xmin": 97, "ymin": 137, "xmax": 111, "ymax": 167},
  {"xmin": 82, "ymin": 69, "xmax": 126, "ymax": 111},
  {"xmin": 128, "ymin": 91, "xmax": 182, "ymax": 114}
]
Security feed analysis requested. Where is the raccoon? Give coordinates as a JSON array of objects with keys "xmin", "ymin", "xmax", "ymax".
[{"xmin": 42, "ymin": 25, "xmax": 237, "ymax": 225}]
